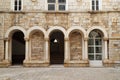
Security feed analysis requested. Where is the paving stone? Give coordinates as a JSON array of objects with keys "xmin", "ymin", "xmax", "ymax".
[{"xmin": 0, "ymin": 66, "xmax": 120, "ymax": 80}]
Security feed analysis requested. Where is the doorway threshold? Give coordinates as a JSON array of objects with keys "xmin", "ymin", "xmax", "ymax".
[
  {"xmin": 50, "ymin": 64, "xmax": 64, "ymax": 68},
  {"xmin": 10, "ymin": 65, "xmax": 23, "ymax": 68}
]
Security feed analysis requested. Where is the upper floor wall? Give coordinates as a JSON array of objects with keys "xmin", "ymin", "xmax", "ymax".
[{"xmin": 0, "ymin": 0, "xmax": 120, "ymax": 12}]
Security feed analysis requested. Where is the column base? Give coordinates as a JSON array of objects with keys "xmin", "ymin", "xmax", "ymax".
[
  {"xmin": 64, "ymin": 60, "xmax": 89, "ymax": 67},
  {"xmin": 0, "ymin": 60, "xmax": 11, "ymax": 67},
  {"xmin": 103, "ymin": 59, "xmax": 114, "ymax": 67},
  {"xmin": 114, "ymin": 61, "xmax": 120, "ymax": 67},
  {"xmin": 23, "ymin": 60, "xmax": 49, "ymax": 67}
]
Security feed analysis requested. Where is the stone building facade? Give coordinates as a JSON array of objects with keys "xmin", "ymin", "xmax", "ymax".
[{"xmin": 0, "ymin": 0, "xmax": 120, "ymax": 67}]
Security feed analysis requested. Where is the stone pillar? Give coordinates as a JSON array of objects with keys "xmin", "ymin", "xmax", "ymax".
[
  {"xmin": 103, "ymin": 38, "xmax": 108, "ymax": 60},
  {"xmin": 64, "ymin": 38, "xmax": 70, "ymax": 63},
  {"xmin": 45, "ymin": 38, "xmax": 49, "ymax": 63},
  {"xmin": 103, "ymin": 38, "xmax": 114, "ymax": 67},
  {"xmin": 24, "ymin": 38, "xmax": 29, "ymax": 61},
  {"xmin": 5, "ymin": 38, "xmax": 9, "ymax": 61},
  {"xmin": 84, "ymin": 38, "xmax": 88, "ymax": 60}
]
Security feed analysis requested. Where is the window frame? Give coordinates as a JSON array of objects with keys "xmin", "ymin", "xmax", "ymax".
[
  {"xmin": 91, "ymin": 0, "xmax": 102, "ymax": 11},
  {"xmin": 47, "ymin": 0, "xmax": 67, "ymax": 11},
  {"xmin": 88, "ymin": 31, "xmax": 103, "ymax": 60},
  {"xmin": 48, "ymin": 0, "xmax": 56, "ymax": 11},
  {"xmin": 11, "ymin": 0, "xmax": 23, "ymax": 11}
]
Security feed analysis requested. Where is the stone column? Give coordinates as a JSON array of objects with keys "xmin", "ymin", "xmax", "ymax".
[
  {"xmin": 45, "ymin": 38, "xmax": 49, "ymax": 63},
  {"xmin": 103, "ymin": 38, "xmax": 113, "ymax": 67},
  {"xmin": 24, "ymin": 38, "xmax": 29, "ymax": 61},
  {"xmin": 5, "ymin": 38, "xmax": 9, "ymax": 61},
  {"xmin": 103, "ymin": 38, "xmax": 108, "ymax": 60},
  {"xmin": 84, "ymin": 38, "xmax": 88, "ymax": 60},
  {"xmin": 64, "ymin": 38, "xmax": 70, "ymax": 63}
]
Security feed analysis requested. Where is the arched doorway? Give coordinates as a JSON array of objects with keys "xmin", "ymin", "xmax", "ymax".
[
  {"xmin": 88, "ymin": 29, "xmax": 103, "ymax": 67},
  {"xmin": 12, "ymin": 31, "xmax": 25, "ymax": 65},
  {"xmin": 50, "ymin": 31, "xmax": 64, "ymax": 64}
]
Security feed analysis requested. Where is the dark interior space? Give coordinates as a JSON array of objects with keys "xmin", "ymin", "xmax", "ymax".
[
  {"xmin": 12, "ymin": 31, "xmax": 25, "ymax": 65},
  {"xmin": 50, "ymin": 31, "xmax": 64, "ymax": 64}
]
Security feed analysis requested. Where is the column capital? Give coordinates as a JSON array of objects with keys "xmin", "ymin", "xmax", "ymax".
[
  {"xmin": 84, "ymin": 37, "xmax": 88, "ymax": 41},
  {"xmin": 24, "ymin": 38, "xmax": 29, "ymax": 41},
  {"xmin": 4, "ymin": 38, "xmax": 10, "ymax": 41},
  {"xmin": 45, "ymin": 38, "xmax": 49, "ymax": 41},
  {"xmin": 64, "ymin": 38, "xmax": 69, "ymax": 41},
  {"xmin": 103, "ymin": 37, "xmax": 108, "ymax": 41}
]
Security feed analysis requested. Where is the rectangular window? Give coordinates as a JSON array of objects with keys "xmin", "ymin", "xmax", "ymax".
[
  {"xmin": 48, "ymin": 4, "xmax": 55, "ymax": 10},
  {"xmin": 48, "ymin": 0, "xmax": 66, "ymax": 11},
  {"xmin": 48, "ymin": 0, "xmax": 55, "ymax": 3},
  {"xmin": 48, "ymin": 0, "xmax": 55, "ymax": 10},
  {"xmin": 14, "ymin": 0, "xmax": 22, "ymax": 11},
  {"xmin": 59, "ymin": 5, "xmax": 65, "ymax": 10},
  {"xmin": 92, "ymin": 0, "xmax": 95, "ymax": 10},
  {"xmin": 58, "ymin": 0, "xmax": 66, "ymax": 11},
  {"xmin": 96, "ymin": 55, "xmax": 102, "ymax": 60},
  {"xmin": 96, "ymin": 0, "xmax": 99, "ymax": 10},
  {"xmin": 58, "ymin": 0, "xmax": 66, "ymax": 3},
  {"xmin": 92, "ymin": 0, "xmax": 100, "ymax": 11},
  {"xmin": 88, "ymin": 30, "xmax": 102, "ymax": 60},
  {"xmin": 88, "ymin": 55, "xmax": 94, "ymax": 60}
]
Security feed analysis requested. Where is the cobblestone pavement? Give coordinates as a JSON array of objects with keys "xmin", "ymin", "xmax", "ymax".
[{"xmin": 0, "ymin": 65, "xmax": 120, "ymax": 80}]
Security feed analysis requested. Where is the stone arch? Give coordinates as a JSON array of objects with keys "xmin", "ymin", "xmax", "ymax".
[
  {"xmin": 87, "ymin": 26, "xmax": 108, "ymax": 38},
  {"xmin": 5, "ymin": 26, "xmax": 26, "ymax": 38},
  {"xmin": 67, "ymin": 26, "xmax": 87, "ymax": 38},
  {"xmin": 67, "ymin": 26, "xmax": 86, "ymax": 60},
  {"xmin": 30, "ymin": 31, "xmax": 45, "ymax": 61},
  {"xmin": 5, "ymin": 26, "xmax": 26, "ymax": 65},
  {"xmin": 27, "ymin": 26, "xmax": 47, "ymax": 39},
  {"xmin": 87, "ymin": 26, "xmax": 108, "ymax": 67},
  {"xmin": 47, "ymin": 26, "xmax": 67, "ymax": 39},
  {"xmin": 12, "ymin": 31, "xmax": 25, "ymax": 65}
]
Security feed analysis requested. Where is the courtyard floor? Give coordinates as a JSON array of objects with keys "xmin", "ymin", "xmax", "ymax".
[{"xmin": 0, "ymin": 65, "xmax": 120, "ymax": 80}]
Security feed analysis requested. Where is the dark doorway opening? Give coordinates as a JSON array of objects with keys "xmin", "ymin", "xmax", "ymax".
[
  {"xmin": 12, "ymin": 31, "xmax": 25, "ymax": 65},
  {"xmin": 50, "ymin": 31, "xmax": 64, "ymax": 64}
]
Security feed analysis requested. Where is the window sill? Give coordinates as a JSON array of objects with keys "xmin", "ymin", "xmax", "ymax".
[
  {"xmin": 43, "ymin": 10, "xmax": 69, "ymax": 13},
  {"xmin": 88, "ymin": 10, "xmax": 105, "ymax": 13},
  {"xmin": 0, "ymin": 10, "xmax": 120, "ymax": 13}
]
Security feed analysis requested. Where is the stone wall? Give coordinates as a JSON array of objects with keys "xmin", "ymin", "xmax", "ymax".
[
  {"xmin": 68, "ymin": 0, "xmax": 90, "ymax": 11},
  {"xmin": 0, "ymin": 0, "xmax": 11, "ymax": 11},
  {"xmin": 46, "ymin": 13, "xmax": 68, "ymax": 29},
  {"xmin": 31, "ymin": 31, "xmax": 44, "ymax": 61},
  {"xmin": 109, "ymin": 40, "xmax": 120, "ymax": 61},
  {"xmin": 70, "ymin": 32, "xmax": 82, "ymax": 61},
  {"xmin": 23, "ymin": 0, "xmax": 45, "ymax": 11},
  {"xmin": 0, "ymin": 14, "xmax": 4, "ymax": 61},
  {"xmin": 0, "ymin": 0, "xmax": 120, "ymax": 66},
  {"xmin": 0, "ymin": 0, "xmax": 120, "ymax": 11},
  {"xmin": 0, "ymin": 40, "xmax": 4, "ymax": 61},
  {"xmin": 108, "ymin": 12, "xmax": 120, "ymax": 61},
  {"xmin": 0, "ymin": 12, "xmax": 120, "ymax": 62},
  {"xmin": 69, "ymin": 13, "xmax": 91, "ymax": 29}
]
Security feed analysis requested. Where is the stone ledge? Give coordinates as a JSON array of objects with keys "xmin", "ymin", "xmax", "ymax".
[
  {"xmin": 114, "ymin": 61, "xmax": 120, "ymax": 67},
  {"xmin": 64, "ymin": 60, "xmax": 89, "ymax": 67},
  {"xmin": 103, "ymin": 60, "xmax": 114, "ymax": 67},
  {"xmin": 0, "ymin": 60, "xmax": 11, "ymax": 68},
  {"xmin": 0, "ymin": 10, "xmax": 120, "ymax": 13},
  {"xmin": 23, "ymin": 61, "xmax": 49, "ymax": 67}
]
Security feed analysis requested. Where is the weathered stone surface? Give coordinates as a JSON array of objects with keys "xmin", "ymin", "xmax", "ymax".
[
  {"xmin": 46, "ymin": 13, "xmax": 68, "ymax": 29},
  {"xmin": 109, "ymin": 40, "xmax": 120, "ymax": 61},
  {"xmin": 0, "ymin": 0, "xmax": 120, "ymax": 67},
  {"xmin": 31, "ymin": 31, "xmax": 44, "ymax": 61},
  {"xmin": 70, "ymin": 32, "xmax": 82, "ymax": 61},
  {"xmin": 0, "ymin": 40, "xmax": 4, "ymax": 61}
]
